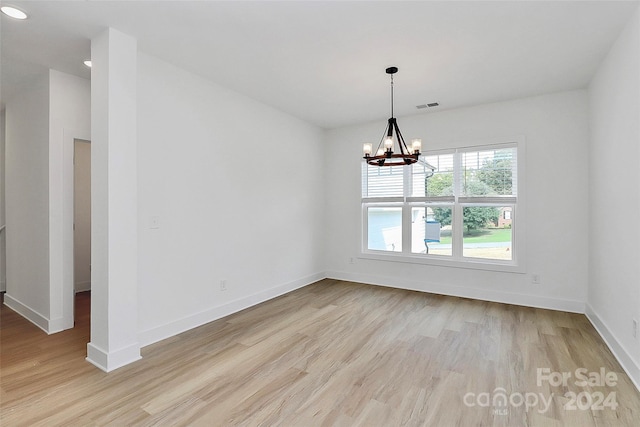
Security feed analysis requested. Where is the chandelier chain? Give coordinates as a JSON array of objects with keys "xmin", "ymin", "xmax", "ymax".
[{"xmin": 390, "ymin": 74, "xmax": 394, "ymax": 118}]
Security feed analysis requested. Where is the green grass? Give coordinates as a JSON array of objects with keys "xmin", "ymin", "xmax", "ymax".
[{"xmin": 437, "ymin": 228, "xmax": 511, "ymax": 245}]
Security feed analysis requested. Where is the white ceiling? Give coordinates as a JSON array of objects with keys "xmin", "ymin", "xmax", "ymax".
[{"xmin": 2, "ymin": 0, "xmax": 638, "ymax": 129}]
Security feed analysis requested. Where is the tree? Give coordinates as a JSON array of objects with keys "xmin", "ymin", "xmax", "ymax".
[
  {"xmin": 433, "ymin": 207, "xmax": 452, "ymax": 226},
  {"xmin": 426, "ymin": 173, "xmax": 454, "ymax": 225},
  {"xmin": 426, "ymin": 170, "xmax": 500, "ymax": 231},
  {"xmin": 477, "ymin": 153, "xmax": 512, "ymax": 195},
  {"xmin": 463, "ymin": 207, "xmax": 499, "ymax": 233},
  {"xmin": 425, "ymin": 173, "xmax": 453, "ymax": 197},
  {"xmin": 462, "ymin": 181, "xmax": 499, "ymax": 233}
]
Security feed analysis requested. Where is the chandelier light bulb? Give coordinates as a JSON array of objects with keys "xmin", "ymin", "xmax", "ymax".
[
  {"xmin": 412, "ymin": 139, "xmax": 422, "ymax": 154},
  {"xmin": 384, "ymin": 136, "xmax": 393, "ymax": 151},
  {"xmin": 363, "ymin": 143, "xmax": 372, "ymax": 157},
  {"xmin": 376, "ymin": 148, "xmax": 385, "ymax": 156}
]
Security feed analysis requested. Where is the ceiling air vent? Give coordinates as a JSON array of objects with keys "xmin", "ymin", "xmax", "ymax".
[{"xmin": 416, "ymin": 102, "xmax": 440, "ymax": 109}]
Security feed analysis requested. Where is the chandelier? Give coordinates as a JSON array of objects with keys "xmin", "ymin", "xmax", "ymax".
[{"xmin": 363, "ymin": 67, "xmax": 422, "ymax": 167}]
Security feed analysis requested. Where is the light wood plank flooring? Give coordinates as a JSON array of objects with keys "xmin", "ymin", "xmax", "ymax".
[{"xmin": 1, "ymin": 280, "xmax": 639, "ymax": 426}]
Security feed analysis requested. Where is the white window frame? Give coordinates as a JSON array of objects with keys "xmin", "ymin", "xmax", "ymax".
[{"xmin": 361, "ymin": 137, "xmax": 526, "ymax": 273}]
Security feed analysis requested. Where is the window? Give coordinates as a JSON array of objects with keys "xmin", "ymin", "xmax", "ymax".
[{"xmin": 362, "ymin": 141, "xmax": 521, "ymax": 270}]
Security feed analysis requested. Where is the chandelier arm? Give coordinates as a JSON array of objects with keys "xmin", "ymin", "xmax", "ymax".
[
  {"xmin": 374, "ymin": 121, "xmax": 391, "ymax": 155},
  {"xmin": 393, "ymin": 120, "xmax": 410, "ymax": 155}
]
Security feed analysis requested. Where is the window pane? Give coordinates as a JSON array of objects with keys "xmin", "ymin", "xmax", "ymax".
[
  {"xmin": 412, "ymin": 153, "xmax": 454, "ymax": 197},
  {"xmin": 367, "ymin": 207, "xmax": 402, "ymax": 252},
  {"xmin": 362, "ymin": 164, "xmax": 405, "ymax": 198},
  {"xmin": 411, "ymin": 207, "xmax": 452, "ymax": 256},
  {"xmin": 462, "ymin": 206, "xmax": 512, "ymax": 260},
  {"xmin": 461, "ymin": 148, "xmax": 516, "ymax": 197}
]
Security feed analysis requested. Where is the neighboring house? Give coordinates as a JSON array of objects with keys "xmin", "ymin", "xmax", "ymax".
[{"xmin": 498, "ymin": 207, "xmax": 512, "ymax": 228}]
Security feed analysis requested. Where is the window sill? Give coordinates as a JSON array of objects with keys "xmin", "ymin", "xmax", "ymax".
[{"xmin": 359, "ymin": 251, "xmax": 525, "ymax": 274}]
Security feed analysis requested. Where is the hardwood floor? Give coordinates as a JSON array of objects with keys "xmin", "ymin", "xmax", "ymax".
[{"xmin": 1, "ymin": 280, "xmax": 639, "ymax": 426}]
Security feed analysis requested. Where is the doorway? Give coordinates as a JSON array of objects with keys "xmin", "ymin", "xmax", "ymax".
[{"xmin": 74, "ymin": 139, "xmax": 91, "ymax": 318}]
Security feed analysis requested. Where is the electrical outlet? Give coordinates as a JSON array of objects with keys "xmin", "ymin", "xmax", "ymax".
[
  {"xmin": 633, "ymin": 319, "xmax": 638, "ymax": 339},
  {"xmin": 220, "ymin": 280, "xmax": 227, "ymax": 291},
  {"xmin": 531, "ymin": 274, "xmax": 540, "ymax": 284},
  {"xmin": 349, "ymin": 257, "xmax": 356, "ymax": 265}
]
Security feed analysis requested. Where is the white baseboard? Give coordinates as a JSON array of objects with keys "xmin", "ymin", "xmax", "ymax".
[
  {"xmin": 585, "ymin": 304, "xmax": 640, "ymax": 393},
  {"xmin": 3, "ymin": 294, "xmax": 51, "ymax": 333},
  {"xmin": 326, "ymin": 271, "xmax": 585, "ymax": 313},
  {"xmin": 49, "ymin": 315, "xmax": 73, "ymax": 333},
  {"xmin": 75, "ymin": 281, "xmax": 91, "ymax": 293},
  {"xmin": 86, "ymin": 342, "xmax": 142, "ymax": 373},
  {"xmin": 138, "ymin": 271, "xmax": 326, "ymax": 347},
  {"xmin": 3, "ymin": 294, "xmax": 77, "ymax": 334}
]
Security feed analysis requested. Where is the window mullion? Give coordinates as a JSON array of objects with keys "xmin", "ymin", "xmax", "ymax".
[
  {"xmin": 509, "ymin": 206, "xmax": 516, "ymax": 264},
  {"xmin": 361, "ymin": 203, "xmax": 368, "ymax": 253},
  {"xmin": 452, "ymin": 204, "xmax": 463, "ymax": 259},
  {"xmin": 404, "ymin": 162, "xmax": 413, "ymax": 197},
  {"xmin": 452, "ymin": 151, "xmax": 462, "ymax": 259},
  {"xmin": 402, "ymin": 204, "xmax": 412, "ymax": 254},
  {"xmin": 402, "ymin": 165, "xmax": 411, "ymax": 254}
]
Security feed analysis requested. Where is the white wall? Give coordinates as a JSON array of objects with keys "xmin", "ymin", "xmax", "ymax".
[
  {"xmin": 49, "ymin": 70, "xmax": 91, "ymax": 331},
  {"xmin": 87, "ymin": 28, "xmax": 140, "ymax": 371},
  {"xmin": 4, "ymin": 69, "xmax": 90, "ymax": 332},
  {"xmin": 5, "ymin": 72, "xmax": 51, "ymax": 321},
  {"xmin": 588, "ymin": 7, "xmax": 640, "ymax": 387},
  {"xmin": 136, "ymin": 53, "xmax": 325, "ymax": 345},
  {"xmin": 1, "ymin": 110, "xmax": 6, "ymax": 292},
  {"xmin": 325, "ymin": 90, "xmax": 589, "ymax": 312}
]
